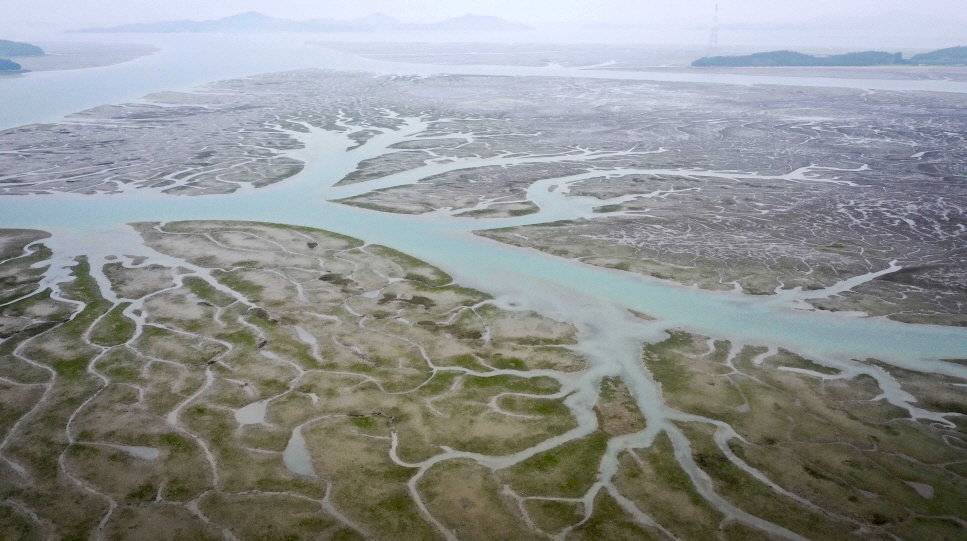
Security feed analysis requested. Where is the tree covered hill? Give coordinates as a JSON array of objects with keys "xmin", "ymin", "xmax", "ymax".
[
  {"xmin": 693, "ymin": 46, "xmax": 967, "ymax": 67},
  {"xmin": 908, "ymin": 46, "xmax": 967, "ymax": 66},
  {"xmin": 0, "ymin": 39, "xmax": 44, "ymax": 57},
  {"xmin": 0, "ymin": 58, "xmax": 24, "ymax": 71}
]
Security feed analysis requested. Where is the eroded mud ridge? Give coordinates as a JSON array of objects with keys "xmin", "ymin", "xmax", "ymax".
[
  {"xmin": 1, "ymin": 70, "xmax": 966, "ymax": 324},
  {"xmin": 1, "ymin": 222, "xmax": 965, "ymax": 540}
]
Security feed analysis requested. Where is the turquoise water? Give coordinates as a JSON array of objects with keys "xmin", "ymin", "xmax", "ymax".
[
  {"xmin": 1, "ymin": 34, "xmax": 965, "ymax": 373},
  {"xmin": 1, "ymin": 146, "xmax": 965, "ymax": 371}
]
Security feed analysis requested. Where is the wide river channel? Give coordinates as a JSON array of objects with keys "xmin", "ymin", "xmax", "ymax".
[{"xmin": 1, "ymin": 32, "xmax": 965, "ymax": 377}]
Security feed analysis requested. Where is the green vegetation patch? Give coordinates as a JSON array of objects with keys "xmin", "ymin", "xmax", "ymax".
[
  {"xmin": 568, "ymin": 490, "xmax": 656, "ymax": 540},
  {"xmin": 90, "ymin": 302, "xmax": 136, "ymax": 346},
  {"xmin": 681, "ymin": 422, "xmax": 855, "ymax": 539},
  {"xmin": 200, "ymin": 492, "xmax": 343, "ymax": 541},
  {"xmin": 500, "ymin": 432, "xmax": 608, "ymax": 498},
  {"xmin": 367, "ymin": 244, "xmax": 452, "ymax": 286},
  {"xmin": 524, "ymin": 499, "xmax": 585, "ymax": 535},
  {"xmin": 183, "ymin": 276, "xmax": 235, "ymax": 307},
  {"xmin": 613, "ymin": 433, "xmax": 724, "ymax": 539},
  {"xmin": 212, "ymin": 269, "xmax": 264, "ymax": 300},
  {"xmin": 419, "ymin": 459, "xmax": 538, "ymax": 540}
]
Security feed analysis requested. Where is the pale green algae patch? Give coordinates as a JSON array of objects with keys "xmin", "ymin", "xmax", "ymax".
[
  {"xmin": 1, "ymin": 222, "xmax": 965, "ymax": 540},
  {"xmin": 0, "ymin": 222, "xmax": 586, "ymax": 540}
]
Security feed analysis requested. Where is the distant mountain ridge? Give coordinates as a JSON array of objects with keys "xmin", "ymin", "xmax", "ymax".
[
  {"xmin": 75, "ymin": 11, "xmax": 532, "ymax": 33},
  {"xmin": 693, "ymin": 46, "xmax": 967, "ymax": 67}
]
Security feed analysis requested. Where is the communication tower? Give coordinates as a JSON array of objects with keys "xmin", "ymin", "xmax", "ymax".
[{"xmin": 706, "ymin": 2, "xmax": 720, "ymax": 57}]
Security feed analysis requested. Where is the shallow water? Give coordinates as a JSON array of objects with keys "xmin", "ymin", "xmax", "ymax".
[
  {"xmin": 283, "ymin": 426, "xmax": 316, "ymax": 477},
  {"xmin": 1, "ymin": 122, "xmax": 965, "ymax": 371},
  {"xmin": 112, "ymin": 445, "xmax": 161, "ymax": 461},
  {"xmin": 234, "ymin": 399, "xmax": 269, "ymax": 426}
]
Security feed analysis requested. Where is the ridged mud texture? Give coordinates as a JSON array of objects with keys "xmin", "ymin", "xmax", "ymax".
[{"xmin": 1, "ymin": 222, "xmax": 964, "ymax": 540}]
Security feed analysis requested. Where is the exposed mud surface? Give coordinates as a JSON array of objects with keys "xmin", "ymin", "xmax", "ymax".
[
  {"xmin": 1, "ymin": 61, "xmax": 966, "ymax": 540},
  {"xmin": 1, "ymin": 222, "xmax": 964, "ymax": 540},
  {"xmin": 2, "ymin": 70, "xmax": 966, "ymax": 322}
]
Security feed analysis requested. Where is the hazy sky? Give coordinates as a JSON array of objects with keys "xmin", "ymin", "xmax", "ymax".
[
  {"xmin": 2, "ymin": 0, "xmax": 965, "ymax": 49},
  {"xmin": 9, "ymin": 0, "xmax": 967, "ymax": 28}
]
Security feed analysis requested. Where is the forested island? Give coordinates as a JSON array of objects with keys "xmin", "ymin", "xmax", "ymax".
[
  {"xmin": 0, "ymin": 39, "xmax": 45, "ymax": 57},
  {"xmin": 0, "ymin": 40, "xmax": 43, "ymax": 73},
  {"xmin": 909, "ymin": 46, "xmax": 967, "ymax": 66},
  {"xmin": 694, "ymin": 46, "xmax": 967, "ymax": 67},
  {"xmin": 0, "ymin": 58, "xmax": 24, "ymax": 71}
]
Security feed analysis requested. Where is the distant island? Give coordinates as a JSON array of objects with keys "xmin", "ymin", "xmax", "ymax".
[
  {"xmin": 0, "ymin": 39, "xmax": 45, "ymax": 57},
  {"xmin": 908, "ymin": 46, "xmax": 967, "ymax": 66},
  {"xmin": 75, "ymin": 11, "xmax": 532, "ymax": 33},
  {"xmin": 0, "ymin": 58, "xmax": 24, "ymax": 72},
  {"xmin": 693, "ymin": 46, "xmax": 967, "ymax": 67}
]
